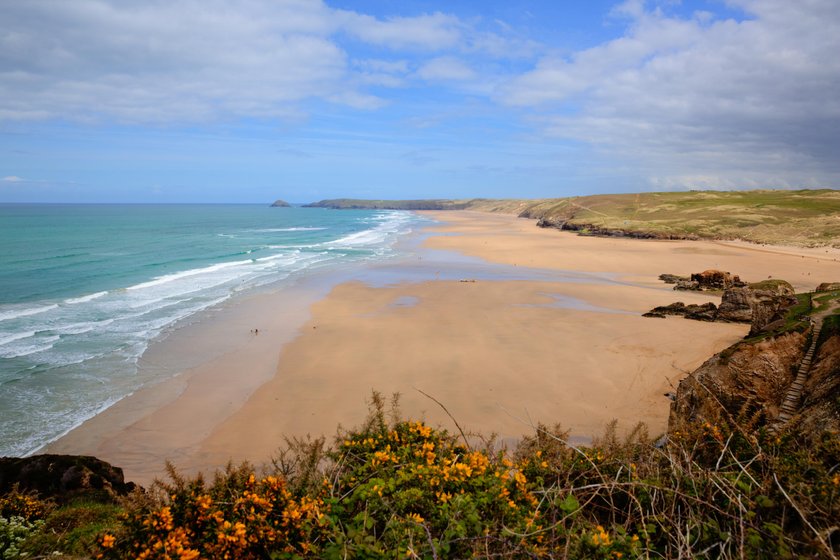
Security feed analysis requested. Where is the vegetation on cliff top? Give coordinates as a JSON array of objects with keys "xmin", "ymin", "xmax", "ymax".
[
  {"xmin": 4, "ymin": 389, "xmax": 839, "ymax": 559},
  {"xmin": 303, "ymin": 189, "xmax": 840, "ymax": 247}
]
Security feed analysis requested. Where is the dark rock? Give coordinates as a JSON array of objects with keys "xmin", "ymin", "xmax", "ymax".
[
  {"xmin": 685, "ymin": 304, "xmax": 718, "ymax": 321},
  {"xmin": 270, "ymin": 199, "xmax": 291, "ymax": 207},
  {"xmin": 659, "ymin": 273, "xmax": 688, "ymax": 284},
  {"xmin": 674, "ymin": 279, "xmax": 701, "ymax": 291},
  {"xmin": 0, "ymin": 455, "xmax": 137, "ymax": 503},
  {"xmin": 644, "ymin": 301, "xmax": 718, "ymax": 319},
  {"xmin": 642, "ymin": 312, "xmax": 667, "ymax": 318},
  {"xmin": 536, "ymin": 217, "xmax": 565, "ymax": 229}
]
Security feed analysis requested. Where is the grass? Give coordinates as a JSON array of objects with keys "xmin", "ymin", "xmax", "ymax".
[{"xmin": 514, "ymin": 190, "xmax": 840, "ymax": 246}]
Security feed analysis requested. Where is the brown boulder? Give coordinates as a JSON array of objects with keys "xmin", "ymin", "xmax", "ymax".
[{"xmin": 689, "ymin": 269, "xmax": 745, "ymax": 290}]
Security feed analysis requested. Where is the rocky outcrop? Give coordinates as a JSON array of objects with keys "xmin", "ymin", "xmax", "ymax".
[
  {"xmin": 648, "ymin": 276, "xmax": 797, "ymax": 334},
  {"xmin": 658, "ymin": 274, "xmax": 688, "ymax": 285},
  {"xmin": 670, "ymin": 315, "xmax": 840, "ymax": 436},
  {"xmin": 643, "ymin": 302, "xmax": 717, "ymax": 321},
  {"xmin": 270, "ymin": 199, "xmax": 291, "ymax": 207},
  {"xmin": 536, "ymin": 219, "xmax": 696, "ymax": 240},
  {"xmin": 714, "ymin": 287, "xmax": 755, "ymax": 323},
  {"xmin": 716, "ymin": 281, "xmax": 797, "ymax": 334},
  {"xmin": 669, "ymin": 331, "xmax": 806, "ymax": 431},
  {"xmin": 673, "ymin": 269, "xmax": 746, "ymax": 291},
  {"xmin": 0, "ymin": 455, "xmax": 137, "ymax": 503},
  {"xmin": 816, "ymin": 282, "xmax": 840, "ymax": 292}
]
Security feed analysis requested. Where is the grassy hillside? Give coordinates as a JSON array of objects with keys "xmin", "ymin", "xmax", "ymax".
[
  {"xmin": 514, "ymin": 189, "xmax": 840, "ymax": 246},
  {"xmin": 304, "ymin": 190, "xmax": 840, "ymax": 246}
]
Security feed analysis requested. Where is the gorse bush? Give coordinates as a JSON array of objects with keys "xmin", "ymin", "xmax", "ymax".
[
  {"xmin": 3, "ymin": 392, "xmax": 838, "ymax": 558},
  {"xmin": 87, "ymin": 392, "xmax": 840, "ymax": 559}
]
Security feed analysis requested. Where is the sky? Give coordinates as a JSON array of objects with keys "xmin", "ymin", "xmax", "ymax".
[{"xmin": 0, "ymin": 0, "xmax": 838, "ymax": 203}]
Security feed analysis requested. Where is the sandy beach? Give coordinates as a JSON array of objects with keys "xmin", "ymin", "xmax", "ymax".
[{"xmin": 47, "ymin": 211, "xmax": 840, "ymax": 485}]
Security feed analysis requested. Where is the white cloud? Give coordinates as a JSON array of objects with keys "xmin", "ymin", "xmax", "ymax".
[
  {"xmin": 0, "ymin": 1, "xmax": 531, "ymax": 124},
  {"xmin": 416, "ymin": 57, "xmax": 476, "ymax": 81},
  {"xmin": 2, "ymin": 176, "xmax": 23, "ymax": 182},
  {"xmin": 337, "ymin": 11, "xmax": 462, "ymax": 50},
  {"xmin": 499, "ymin": 0, "xmax": 840, "ymax": 187}
]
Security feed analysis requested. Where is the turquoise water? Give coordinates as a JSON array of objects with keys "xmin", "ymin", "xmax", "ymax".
[{"xmin": 0, "ymin": 204, "xmax": 422, "ymax": 456}]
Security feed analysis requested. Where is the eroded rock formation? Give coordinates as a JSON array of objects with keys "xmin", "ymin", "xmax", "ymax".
[
  {"xmin": 672, "ymin": 269, "xmax": 747, "ymax": 291},
  {"xmin": 648, "ymin": 274, "xmax": 797, "ymax": 334},
  {"xmin": 669, "ymin": 331, "xmax": 807, "ymax": 431}
]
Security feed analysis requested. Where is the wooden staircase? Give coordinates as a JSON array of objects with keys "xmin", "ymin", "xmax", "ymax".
[{"xmin": 770, "ymin": 319, "xmax": 822, "ymax": 432}]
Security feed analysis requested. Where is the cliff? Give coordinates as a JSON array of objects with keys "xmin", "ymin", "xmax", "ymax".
[{"xmin": 669, "ymin": 291, "xmax": 840, "ymax": 437}]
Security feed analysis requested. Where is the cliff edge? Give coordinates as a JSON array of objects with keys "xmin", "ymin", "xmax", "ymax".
[{"xmin": 669, "ymin": 288, "xmax": 840, "ymax": 437}]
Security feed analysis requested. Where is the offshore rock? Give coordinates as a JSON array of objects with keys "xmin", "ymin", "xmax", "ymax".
[
  {"xmin": 270, "ymin": 199, "xmax": 291, "ymax": 207},
  {"xmin": 0, "ymin": 455, "xmax": 137, "ymax": 503}
]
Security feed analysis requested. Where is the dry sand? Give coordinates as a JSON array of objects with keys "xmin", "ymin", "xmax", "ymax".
[{"xmin": 47, "ymin": 211, "xmax": 840, "ymax": 485}]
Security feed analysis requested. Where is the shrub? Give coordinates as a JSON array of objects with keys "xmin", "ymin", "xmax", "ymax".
[{"xmin": 85, "ymin": 391, "xmax": 840, "ymax": 559}]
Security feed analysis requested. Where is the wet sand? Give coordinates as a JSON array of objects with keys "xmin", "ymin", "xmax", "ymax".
[{"xmin": 47, "ymin": 212, "xmax": 840, "ymax": 485}]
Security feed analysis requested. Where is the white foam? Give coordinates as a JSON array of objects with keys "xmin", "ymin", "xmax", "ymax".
[
  {"xmin": 0, "ymin": 304, "xmax": 59, "ymax": 322},
  {"xmin": 328, "ymin": 212, "xmax": 413, "ymax": 248},
  {"xmin": 253, "ymin": 227, "xmax": 326, "ymax": 232},
  {"xmin": 53, "ymin": 318, "xmax": 115, "ymax": 335},
  {"xmin": 0, "ymin": 336, "xmax": 60, "ymax": 358},
  {"xmin": 0, "ymin": 331, "xmax": 36, "ymax": 346},
  {"xmin": 64, "ymin": 291, "xmax": 108, "ymax": 305},
  {"xmin": 127, "ymin": 259, "xmax": 253, "ymax": 291}
]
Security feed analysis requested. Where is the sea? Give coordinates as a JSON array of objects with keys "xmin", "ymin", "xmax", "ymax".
[{"xmin": 0, "ymin": 204, "xmax": 424, "ymax": 457}]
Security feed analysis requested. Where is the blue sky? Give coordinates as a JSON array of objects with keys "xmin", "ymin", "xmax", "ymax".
[{"xmin": 1, "ymin": 0, "xmax": 838, "ymax": 203}]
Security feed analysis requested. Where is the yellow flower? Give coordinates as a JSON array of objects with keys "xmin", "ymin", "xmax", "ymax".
[
  {"xmin": 100, "ymin": 534, "xmax": 116, "ymax": 548},
  {"xmin": 406, "ymin": 512, "xmax": 425, "ymax": 523}
]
